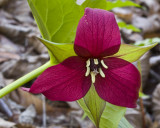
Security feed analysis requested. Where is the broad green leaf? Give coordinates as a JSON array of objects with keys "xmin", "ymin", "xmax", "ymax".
[
  {"xmin": 118, "ymin": 21, "xmax": 141, "ymax": 32},
  {"xmin": 84, "ymin": 85, "xmax": 106, "ymax": 127},
  {"xmin": 28, "ymin": 0, "xmax": 83, "ymax": 43},
  {"xmin": 82, "ymin": 0, "xmax": 107, "ymax": 9},
  {"xmin": 100, "ymin": 103, "xmax": 126, "ymax": 128},
  {"xmin": 106, "ymin": 0, "xmax": 140, "ymax": 10},
  {"xmin": 111, "ymin": 43, "xmax": 158, "ymax": 63},
  {"xmin": 118, "ymin": 117, "xmax": 133, "ymax": 128},
  {"xmin": 38, "ymin": 38, "xmax": 76, "ymax": 63},
  {"xmin": 78, "ymin": 86, "xmax": 126, "ymax": 128}
]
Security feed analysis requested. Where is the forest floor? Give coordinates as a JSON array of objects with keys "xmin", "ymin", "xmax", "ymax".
[{"xmin": 0, "ymin": 0, "xmax": 160, "ymax": 128}]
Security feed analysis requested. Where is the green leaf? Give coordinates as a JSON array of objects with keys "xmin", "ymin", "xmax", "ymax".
[
  {"xmin": 106, "ymin": 0, "xmax": 141, "ymax": 10},
  {"xmin": 134, "ymin": 37, "xmax": 160, "ymax": 46},
  {"xmin": 139, "ymin": 92, "xmax": 149, "ymax": 99},
  {"xmin": 111, "ymin": 43, "xmax": 158, "ymax": 63},
  {"xmin": 27, "ymin": 0, "xmax": 83, "ymax": 43},
  {"xmin": 78, "ymin": 86, "xmax": 126, "ymax": 128},
  {"xmin": 100, "ymin": 103, "xmax": 126, "ymax": 128},
  {"xmin": 118, "ymin": 117, "xmax": 133, "ymax": 128},
  {"xmin": 82, "ymin": 0, "xmax": 107, "ymax": 9},
  {"xmin": 118, "ymin": 21, "xmax": 141, "ymax": 32},
  {"xmin": 38, "ymin": 37, "xmax": 76, "ymax": 63}
]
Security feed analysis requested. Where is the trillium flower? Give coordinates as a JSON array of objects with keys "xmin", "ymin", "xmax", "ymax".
[{"xmin": 22, "ymin": 8, "xmax": 141, "ymax": 108}]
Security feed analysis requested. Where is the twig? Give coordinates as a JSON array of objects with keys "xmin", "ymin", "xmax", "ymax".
[
  {"xmin": 0, "ymin": 98, "xmax": 13, "ymax": 117},
  {"xmin": 42, "ymin": 95, "xmax": 47, "ymax": 128},
  {"xmin": 139, "ymin": 98, "xmax": 146, "ymax": 128},
  {"xmin": 137, "ymin": 60, "xmax": 146, "ymax": 128}
]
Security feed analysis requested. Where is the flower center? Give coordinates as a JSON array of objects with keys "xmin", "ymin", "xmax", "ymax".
[{"xmin": 85, "ymin": 58, "xmax": 108, "ymax": 83}]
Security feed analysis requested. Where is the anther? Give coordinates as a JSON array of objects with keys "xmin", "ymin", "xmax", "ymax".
[
  {"xmin": 101, "ymin": 60, "xmax": 108, "ymax": 69},
  {"xmin": 85, "ymin": 67, "xmax": 90, "ymax": 76},
  {"xmin": 99, "ymin": 68, "xmax": 105, "ymax": 78},
  {"xmin": 94, "ymin": 59, "xmax": 99, "ymax": 65},
  {"xmin": 90, "ymin": 72, "xmax": 96, "ymax": 83},
  {"xmin": 86, "ymin": 59, "xmax": 90, "ymax": 67}
]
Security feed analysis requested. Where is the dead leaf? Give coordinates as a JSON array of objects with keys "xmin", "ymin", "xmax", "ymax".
[
  {"xmin": 18, "ymin": 105, "xmax": 36, "ymax": 124},
  {"xmin": 0, "ymin": 0, "xmax": 9, "ymax": 7},
  {"xmin": 0, "ymin": 34, "xmax": 23, "ymax": 53},
  {"xmin": 0, "ymin": 118, "xmax": 16, "ymax": 128},
  {"xmin": 0, "ymin": 51, "xmax": 20, "ymax": 63},
  {"xmin": 9, "ymin": 88, "xmax": 53, "ymax": 114},
  {"xmin": 152, "ymin": 83, "xmax": 160, "ymax": 127}
]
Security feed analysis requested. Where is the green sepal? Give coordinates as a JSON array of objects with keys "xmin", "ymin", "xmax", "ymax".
[
  {"xmin": 83, "ymin": 85, "xmax": 106, "ymax": 127},
  {"xmin": 111, "ymin": 43, "xmax": 158, "ymax": 63},
  {"xmin": 38, "ymin": 37, "xmax": 76, "ymax": 63},
  {"xmin": 78, "ymin": 85, "xmax": 126, "ymax": 128}
]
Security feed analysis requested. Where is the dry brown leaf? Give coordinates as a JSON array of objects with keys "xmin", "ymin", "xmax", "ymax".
[
  {"xmin": 0, "ymin": 34, "xmax": 23, "ymax": 53},
  {"xmin": 0, "ymin": 58, "xmax": 8, "ymax": 63},
  {"xmin": 152, "ymin": 83, "xmax": 160, "ymax": 127},
  {"xmin": 113, "ymin": 8, "xmax": 133, "ymax": 23},
  {"xmin": 140, "ymin": 52, "xmax": 151, "ymax": 87},
  {"xmin": 9, "ymin": 88, "xmax": 54, "ymax": 114},
  {"xmin": 125, "ymin": 107, "xmax": 152, "ymax": 128},
  {"xmin": 0, "ymin": 118, "xmax": 16, "ymax": 128},
  {"xmin": 0, "ymin": 0, "xmax": 9, "ymax": 7},
  {"xmin": 0, "ymin": 52, "xmax": 20, "ymax": 59},
  {"xmin": 132, "ymin": 14, "xmax": 160, "ymax": 33},
  {"xmin": 140, "ymin": 0, "xmax": 160, "ymax": 15},
  {"xmin": 0, "ymin": 52, "xmax": 20, "ymax": 63}
]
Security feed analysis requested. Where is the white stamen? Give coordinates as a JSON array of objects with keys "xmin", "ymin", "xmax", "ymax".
[
  {"xmin": 99, "ymin": 68, "xmax": 105, "ymax": 78},
  {"xmin": 85, "ymin": 67, "xmax": 90, "ymax": 76},
  {"xmin": 94, "ymin": 59, "xmax": 99, "ymax": 65},
  {"xmin": 101, "ymin": 60, "xmax": 108, "ymax": 69},
  {"xmin": 90, "ymin": 72, "xmax": 96, "ymax": 83},
  {"xmin": 86, "ymin": 59, "xmax": 90, "ymax": 67}
]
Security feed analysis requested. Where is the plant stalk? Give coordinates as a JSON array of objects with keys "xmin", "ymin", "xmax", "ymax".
[
  {"xmin": 0, "ymin": 61, "xmax": 52, "ymax": 98},
  {"xmin": 140, "ymin": 97, "xmax": 146, "ymax": 128}
]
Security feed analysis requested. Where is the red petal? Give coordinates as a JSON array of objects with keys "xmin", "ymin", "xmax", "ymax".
[
  {"xmin": 23, "ymin": 57, "xmax": 91, "ymax": 101},
  {"xmin": 95, "ymin": 57, "xmax": 141, "ymax": 108},
  {"xmin": 74, "ymin": 8, "xmax": 121, "ymax": 58}
]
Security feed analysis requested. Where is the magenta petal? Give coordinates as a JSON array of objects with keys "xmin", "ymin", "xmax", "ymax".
[
  {"xmin": 28, "ymin": 56, "xmax": 91, "ymax": 101},
  {"xmin": 74, "ymin": 8, "xmax": 121, "ymax": 58},
  {"xmin": 95, "ymin": 57, "xmax": 141, "ymax": 108}
]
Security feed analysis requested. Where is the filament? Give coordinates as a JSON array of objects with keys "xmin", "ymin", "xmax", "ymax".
[{"xmin": 101, "ymin": 60, "xmax": 108, "ymax": 69}]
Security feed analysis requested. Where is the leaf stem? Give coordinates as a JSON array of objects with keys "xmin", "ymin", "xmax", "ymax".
[{"xmin": 0, "ymin": 61, "xmax": 52, "ymax": 98}]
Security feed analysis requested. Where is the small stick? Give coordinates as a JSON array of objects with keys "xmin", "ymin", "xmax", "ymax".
[
  {"xmin": 42, "ymin": 95, "xmax": 47, "ymax": 128},
  {"xmin": 137, "ymin": 60, "xmax": 146, "ymax": 128},
  {"xmin": 139, "ymin": 98, "xmax": 146, "ymax": 128},
  {"xmin": 0, "ymin": 98, "xmax": 13, "ymax": 117}
]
